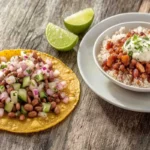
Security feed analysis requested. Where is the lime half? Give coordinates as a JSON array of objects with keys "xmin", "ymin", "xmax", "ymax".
[
  {"xmin": 46, "ymin": 23, "xmax": 78, "ymax": 51},
  {"xmin": 64, "ymin": 8, "xmax": 94, "ymax": 34}
]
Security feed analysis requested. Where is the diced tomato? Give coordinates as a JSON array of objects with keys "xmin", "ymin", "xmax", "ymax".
[
  {"xmin": 106, "ymin": 41, "xmax": 113, "ymax": 50},
  {"xmin": 121, "ymin": 55, "xmax": 130, "ymax": 66}
]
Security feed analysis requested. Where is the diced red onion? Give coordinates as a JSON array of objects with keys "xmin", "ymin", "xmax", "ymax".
[
  {"xmin": 0, "ymin": 108, "xmax": 4, "ymax": 117},
  {"xmin": 9, "ymin": 65, "xmax": 15, "ymax": 71},
  {"xmin": 42, "ymin": 67, "xmax": 47, "ymax": 70},
  {"xmin": 24, "ymin": 56, "xmax": 28, "ymax": 59},
  {"xmin": 5, "ymin": 97, "xmax": 11, "ymax": 103},
  {"xmin": 0, "ymin": 92, "xmax": 8, "ymax": 100},
  {"xmin": 57, "ymin": 83, "xmax": 64, "ymax": 91},
  {"xmin": 16, "ymin": 63, "xmax": 21, "ymax": 69},
  {"xmin": 49, "ymin": 71, "xmax": 54, "ymax": 79},
  {"xmin": 37, "ymin": 69, "xmax": 42, "ymax": 74},
  {"xmin": 17, "ymin": 68, "xmax": 22, "ymax": 73},
  {"xmin": 0, "ymin": 71, "xmax": 4, "ymax": 79},
  {"xmin": 45, "ymin": 59, "xmax": 52, "ymax": 68},
  {"xmin": 5, "ymin": 76, "xmax": 16, "ymax": 84},
  {"xmin": 60, "ymin": 81, "xmax": 67, "ymax": 88},
  {"xmin": 53, "ymin": 70, "xmax": 60, "ymax": 77},
  {"xmin": 38, "ymin": 112, "xmax": 47, "ymax": 118},
  {"xmin": 62, "ymin": 96, "xmax": 69, "ymax": 104},
  {"xmin": 20, "ymin": 62, "xmax": 27, "ymax": 70},
  {"xmin": 46, "ymin": 89, "xmax": 54, "ymax": 96},
  {"xmin": 32, "ymin": 89, "xmax": 39, "ymax": 98},
  {"xmin": 59, "ymin": 92, "xmax": 66, "ymax": 99},
  {"xmin": 33, "ymin": 89, "xmax": 38, "ymax": 95}
]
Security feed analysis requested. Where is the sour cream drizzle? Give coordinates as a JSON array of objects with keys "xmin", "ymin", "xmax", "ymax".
[{"xmin": 123, "ymin": 34, "xmax": 150, "ymax": 62}]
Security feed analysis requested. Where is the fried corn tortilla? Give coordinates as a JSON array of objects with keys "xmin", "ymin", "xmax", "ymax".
[{"xmin": 0, "ymin": 49, "xmax": 80, "ymax": 133}]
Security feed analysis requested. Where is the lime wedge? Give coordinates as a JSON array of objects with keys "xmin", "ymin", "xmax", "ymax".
[
  {"xmin": 64, "ymin": 8, "xmax": 94, "ymax": 34},
  {"xmin": 46, "ymin": 23, "xmax": 78, "ymax": 51}
]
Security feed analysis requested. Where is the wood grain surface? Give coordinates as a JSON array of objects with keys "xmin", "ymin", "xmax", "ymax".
[{"xmin": 0, "ymin": 0, "xmax": 150, "ymax": 150}]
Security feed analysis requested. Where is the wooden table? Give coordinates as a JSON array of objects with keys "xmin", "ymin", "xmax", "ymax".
[{"xmin": 0, "ymin": 0, "xmax": 150, "ymax": 150}]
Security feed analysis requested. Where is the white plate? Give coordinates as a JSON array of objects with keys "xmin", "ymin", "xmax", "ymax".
[{"xmin": 77, "ymin": 13, "xmax": 150, "ymax": 112}]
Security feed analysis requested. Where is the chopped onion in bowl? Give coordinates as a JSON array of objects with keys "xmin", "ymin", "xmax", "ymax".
[{"xmin": 0, "ymin": 108, "xmax": 4, "ymax": 117}]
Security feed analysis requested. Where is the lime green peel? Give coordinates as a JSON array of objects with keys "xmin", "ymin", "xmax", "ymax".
[
  {"xmin": 64, "ymin": 8, "xmax": 94, "ymax": 34},
  {"xmin": 46, "ymin": 23, "xmax": 78, "ymax": 51}
]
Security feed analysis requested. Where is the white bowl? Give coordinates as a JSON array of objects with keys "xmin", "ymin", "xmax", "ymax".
[{"xmin": 93, "ymin": 21, "xmax": 150, "ymax": 92}]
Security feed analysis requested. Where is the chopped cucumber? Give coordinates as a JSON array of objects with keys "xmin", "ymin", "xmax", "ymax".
[
  {"xmin": 13, "ymin": 83, "xmax": 21, "ymax": 91},
  {"xmin": 10, "ymin": 90, "xmax": 18, "ymax": 104},
  {"xmin": 4, "ymin": 102, "xmax": 14, "ymax": 112},
  {"xmin": 18, "ymin": 89, "xmax": 27, "ymax": 102},
  {"xmin": 21, "ymin": 106, "xmax": 27, "ymax": 115},
  {"xmin": 0, "ymin": 85, "xmax": 5, "ymax": 93},
  {"xmin": 42, "ymin": 103, "xmax": 51, "ymax": 113},
  {"xmin": 40, "ymin": 91, "xmax": 47, "ymax": 98},
  {"xmin": 22, "ymin": 76, "xmax": 30, "ymax": 88},
  {"xmin": 35, "ymin": 73, "xmax": 44, "ymax": 82},
  {"xmin": 30, "ymin": 79, "xmax": 37, "ymax": 89}
]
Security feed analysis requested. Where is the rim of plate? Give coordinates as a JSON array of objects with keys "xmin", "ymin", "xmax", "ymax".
[{"xmin": 77, "ymin": 12, "xmax": 150, "ymax": 112}]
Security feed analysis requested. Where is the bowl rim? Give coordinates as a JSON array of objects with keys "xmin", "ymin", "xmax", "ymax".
[{"xmin": 93, "ymin": 21, "xmax": 150, "ymax": 92}]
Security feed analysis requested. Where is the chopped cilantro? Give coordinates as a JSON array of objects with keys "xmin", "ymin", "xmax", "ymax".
[
  {"xmin": 0, "ymin": 64, "xmax": 7, "ymax": 69},
  {"xmin": 132, "ymin": 34, "xmax": 138, "ymax": 41},
  {"xmin": 125, "ymin": 39, "xmax": 130, "ymax": 46},
  {"xmin": 128, "ymin": 51, "xmax": 133, "ymax": 57},
  {"xmin": 26, "ymin": 69, "xmax": 31, "ymax": 74},
  {"xmin": 143, "ymin": 36, "xmax": 149, "ymax": 41},
  {"xmin": 0, "ymin": 86, "xmax": 4, "ymax": 90}
]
